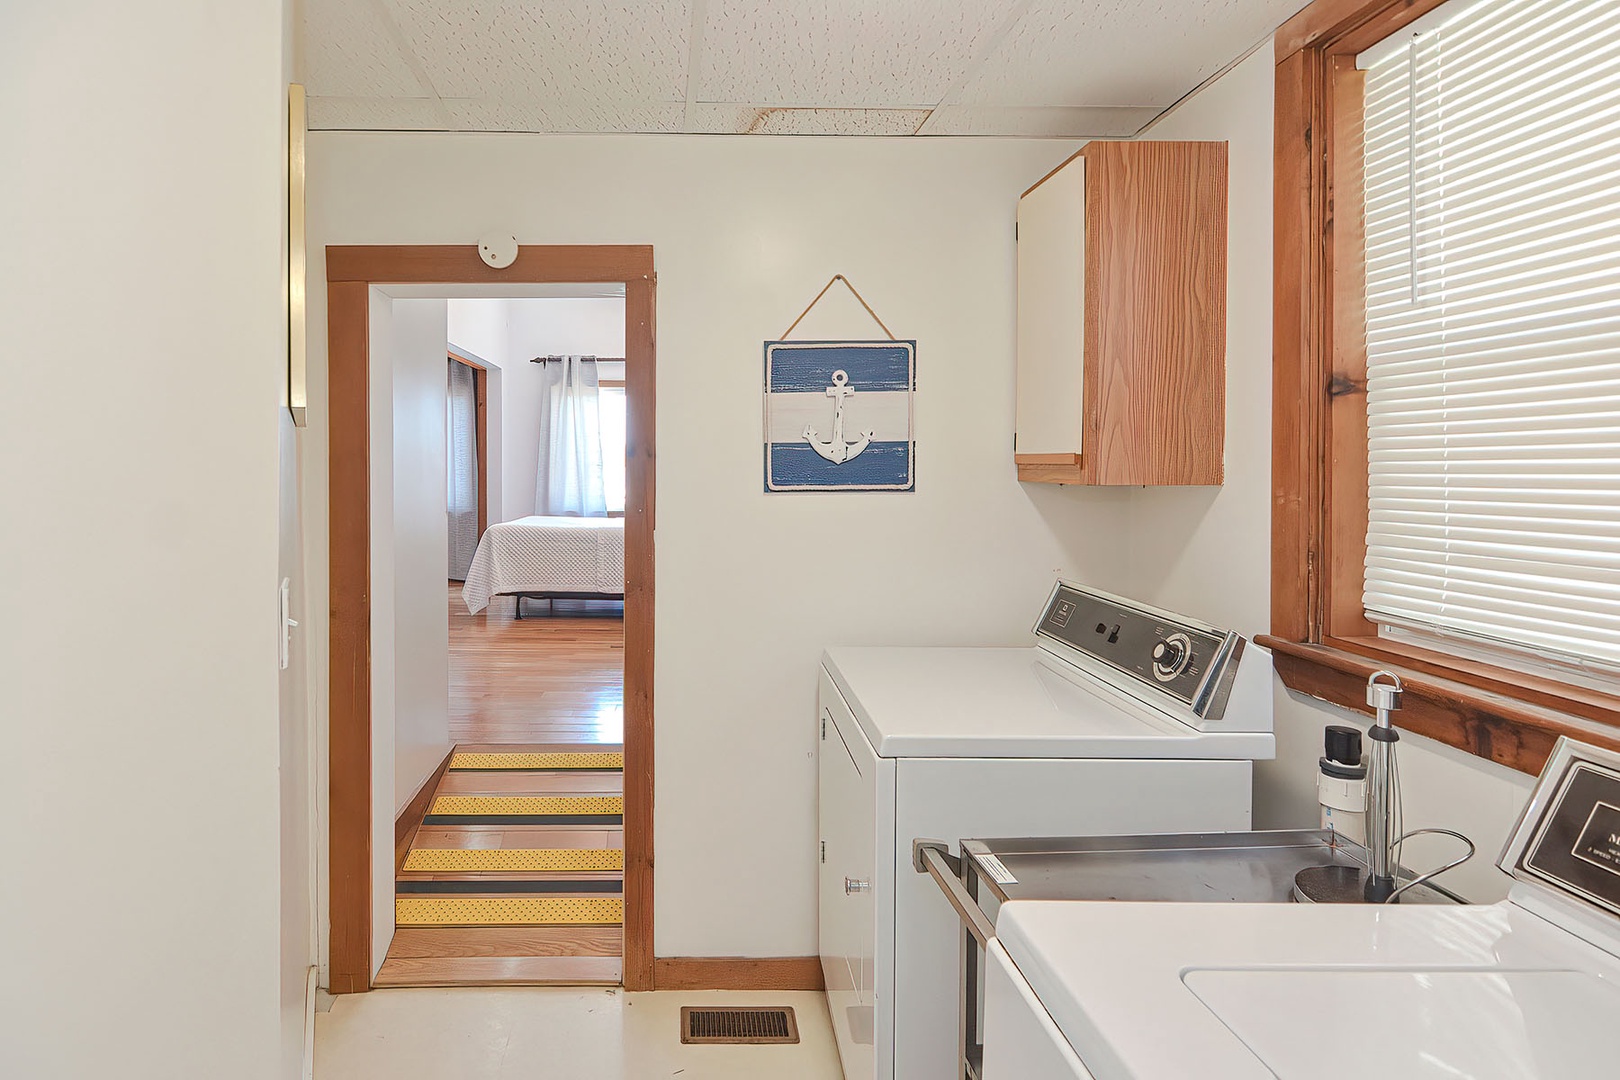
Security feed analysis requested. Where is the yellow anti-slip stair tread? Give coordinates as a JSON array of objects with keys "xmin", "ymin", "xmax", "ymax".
[
  {"xmin": 429, "ymin": 796, "xmax": 624, "ymax": 815},
  {"xmin": 450, "ymin": 752, "xmax": 623, "ymax": 771},
  {"xmin": 396, "ymin": 897, "xmax": 624, "ymax": 926},
  {"xmin": 403, "ymin": 848, "xmax": 624, "ymax": 873}
]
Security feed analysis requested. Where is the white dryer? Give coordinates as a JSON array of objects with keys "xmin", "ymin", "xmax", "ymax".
[
  {"xmin": 817, "ymin": 581, "xmax": 1275, "ymax": 1080},
  {"xmin": 983, "ymin": 736, "xmax": 1620, "ymax": 1079}
]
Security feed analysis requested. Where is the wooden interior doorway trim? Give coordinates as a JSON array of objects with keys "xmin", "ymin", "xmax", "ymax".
[
  {"xmin": 326, "ymin": 245, "xmax": 656, "ymax": 993},
  {"xmin": 447, "ymin": 350, "xmax": 489, "ymax": 538}
]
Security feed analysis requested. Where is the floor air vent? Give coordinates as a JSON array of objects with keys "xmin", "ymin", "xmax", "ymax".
[{"xmin": 680, "ymin": 1006, "xmax": 800, "ymax": 1045}]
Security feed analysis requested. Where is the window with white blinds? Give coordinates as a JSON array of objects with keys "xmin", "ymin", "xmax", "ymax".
[{"xmin": 1359, "ymin": 0, "xmax": 1620, "ymax": 673}]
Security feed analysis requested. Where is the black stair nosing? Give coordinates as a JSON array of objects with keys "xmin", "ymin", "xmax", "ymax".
[
  {"xmin": 422, "ymin": 813, "xmax": 624, "ymax": 825},
  {"xmin": 395, "ymin": 879, "xmax": 624, "ymax": 895}
]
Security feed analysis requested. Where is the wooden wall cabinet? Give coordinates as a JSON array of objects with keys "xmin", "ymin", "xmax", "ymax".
[{"xmin": 1015, "ymin": 141, "xmax": 1228, "ymax": 486}]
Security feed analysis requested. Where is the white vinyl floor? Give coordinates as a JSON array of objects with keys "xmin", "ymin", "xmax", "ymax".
[{"xmin": 315, "ymin": 987, "xmax": 844, "ymax": 1079}]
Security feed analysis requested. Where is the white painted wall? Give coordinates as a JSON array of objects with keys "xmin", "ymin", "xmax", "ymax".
[
  {"xmin": 1, "ymin": 1, "xmax": 290, "ymax": 1076},
  {"xmin": 391, "ymin": 299, "xmax": 453, "ymax": 808},
  {"xmin": 366, "ymin": 295, "xmax": 456, "ymax": 970},
  {"xmin": 1128, "ymin": 42, "xmax": 1535, "ymax": 902},
  {"xmin": 447, "ymin": 297, "xmax": 510, "ymax": 364},
  {"xmin": 304, "ymin": 133, "xmax": 1129, "ymax": 957},
  {"xmin": 502, "ymin": 298, "xmax": 625, "ymax": 519},
  {"xmin": 277, "ymin": 408, "xmax": 315, "ymax": 1074},
  {"xmin": 279, "ymin": 0, "xmax": 317, "ymax": 1067},
  {"xmin": 366, "ymin": 291, "xmax": 400, "ymax": 974}
]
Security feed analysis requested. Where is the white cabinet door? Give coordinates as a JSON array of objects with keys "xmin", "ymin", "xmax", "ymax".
[
  {"xmin": 820, "ymin": 674, "xmax": 877, "ymax": 1080},
  {"xmin": 1015, "ymin": 153, "xmax": 1086, "ymax": 457},
  {"xmin": 819, "ymin": 704, "xmax": 858, "ymax": 999}
]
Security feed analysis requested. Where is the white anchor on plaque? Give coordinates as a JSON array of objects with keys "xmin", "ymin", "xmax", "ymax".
[{"xmin": 804, "ymin": 370, "xmax": 874, "ymax": 464}]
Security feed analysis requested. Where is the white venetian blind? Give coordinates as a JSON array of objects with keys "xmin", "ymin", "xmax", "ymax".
[{"xmin": 1360, "ymin": 0, "xmax": 1620, "ymax": 671}]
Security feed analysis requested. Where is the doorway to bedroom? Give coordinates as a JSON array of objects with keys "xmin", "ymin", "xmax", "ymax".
[
  {"xmin": 424, "ymin": 296, "xmax": 629, "ymax": 984},
  {"xmin": 326, "ymin": 249, "xmax": 654, "ymax": 997}
]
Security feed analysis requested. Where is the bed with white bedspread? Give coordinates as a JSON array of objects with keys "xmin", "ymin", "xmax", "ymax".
[{"xmin": 461, "ymin": 515, "xmax": 625, "ymax": 615}]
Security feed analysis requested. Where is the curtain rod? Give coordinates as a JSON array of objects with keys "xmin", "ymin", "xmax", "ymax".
[{"xmin": 530, "ymin": 355, "xmax": 626, "ymax": 363}]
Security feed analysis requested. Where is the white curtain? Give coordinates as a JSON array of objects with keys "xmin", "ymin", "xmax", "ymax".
[
  {"xmin": 535, "ymin": 356, "xmax": 607, "ymax": 517},
  {"xmin": 447, "ymin": 360, "xmax": 479, "ymax": 580}
]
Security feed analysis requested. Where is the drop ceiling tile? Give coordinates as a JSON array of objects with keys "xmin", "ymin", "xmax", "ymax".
[
  {"xmin": 307, "ymin": 96, "xmax": 449, "ymax": 130},
  {"xmin": 685, "ymin": 104, "xmax": 928, "ymax": 135},
  {"xmin": 920, "ymin": 105, "xmax": 1157, "ymax": 138},
  {"xmin": 954, "ymin": 0, "xmax": 1305, "ymax": 108},
  {"xmin": 386, "ymin": 0, "xmax": 692, "ymax": 103},
  {"xmin": 683, "ymin": 104, "xmax": 765, "ymax": 134},
  {"xmin": 747, "ymin": 108, "xmax": 929, "ymax": 135},
  {"xmin": 444, "ymin": 98, "xmax": 685, "ymax": 133},
  {"xmin": 303, "ymin": 0, "xmax": 427, "ymax": 98},
  {"xmin": 696, "ymin": 0, "xmax": 1025, "ymax": 108}
]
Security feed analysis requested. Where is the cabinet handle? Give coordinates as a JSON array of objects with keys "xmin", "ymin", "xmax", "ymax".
[{"xmin": 844, "ymin": 877, "xmax": 870, "ymax": 895}]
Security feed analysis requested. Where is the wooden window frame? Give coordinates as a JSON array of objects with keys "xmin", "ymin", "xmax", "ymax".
[{"xmin": 1264, "ymin": 0, "xmax": 1620, "ymax": 775}]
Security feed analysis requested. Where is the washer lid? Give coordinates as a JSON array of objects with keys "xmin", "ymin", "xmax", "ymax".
[
  {"xmin": 822, "ymin": 646, "xmax": 1273, "ymax": 759},
  {"xmin": 1184, "ymin": 968, "xmax": 1620, "ymax": 1080},
  {"xmin": 995, "ymin": 899, "xmax": 1620, "ymax": 1080}
]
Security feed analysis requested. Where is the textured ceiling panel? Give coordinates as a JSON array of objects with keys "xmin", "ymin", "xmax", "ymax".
[
  {"xmin": 301, "ymin": 0, "xmax": 1305, "ymax": 135},
  {"xmin": 920, "ymin": 105, "xmax": 1157, "ymax": 138},
  {"xmin": 683, "ymin": 104, "xmax": 765, "ymax": 134},
  {"xmin": 386, "ymin": 0, "xmax": 692, "ymax": 103},
  {"xmin": 746, "ymin": 108, "xmax": 929, "ymax": 136},
  {"xmin": 444, "ymin": 98, "xmax": 685, "ymax": 133},
  {"xmin": 308, "ymin": 95, "xmax": 449, "ymax": 130},
  {"xmin": 954, "ymin": 0, "xmax": 1304, "ymax": 108},
  {"xmin": 696, "ymin": 0, "xmax": 1025, "ymax": 108},
  {"xmin": 304, "ymin": 0, "xmax": 427, "ymax": 98}
]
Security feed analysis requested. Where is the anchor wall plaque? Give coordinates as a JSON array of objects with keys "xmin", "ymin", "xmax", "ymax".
[{"xmin": 763, "ymin": 340, "xmax": 916, "ymax": 492}]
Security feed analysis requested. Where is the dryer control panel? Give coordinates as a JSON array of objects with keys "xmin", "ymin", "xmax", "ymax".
[
  {"xmin": 1034, "ymin": 582, "xmax": 1244, "ymax": 721},
  {"xmin": 1504, "ymin": 739, "xmax": 1620, "ymax": 920}
]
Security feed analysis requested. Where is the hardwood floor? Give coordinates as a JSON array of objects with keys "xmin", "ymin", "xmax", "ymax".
[
  {"xmin": 376, "ymin": 587, "xmax": 628, "ymax": 986},
  {"xmin": 448, "ymin": 585, "xmax": 624, "ymax": 745}
]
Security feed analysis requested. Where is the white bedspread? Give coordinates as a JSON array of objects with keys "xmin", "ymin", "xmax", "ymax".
[{"xmin": 461, "ymin": 516, "xmax": 625, "ymax": 614}]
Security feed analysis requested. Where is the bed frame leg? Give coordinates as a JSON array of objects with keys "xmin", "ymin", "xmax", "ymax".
[{"xmin": 515, "ymin": 596, "xmax": 524, "ymax": 620}]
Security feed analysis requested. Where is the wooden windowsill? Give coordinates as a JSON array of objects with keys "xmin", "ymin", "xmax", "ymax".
[{"xmin": 1257, "ymin": 634, "xmax": 1620, "ymax": 775}]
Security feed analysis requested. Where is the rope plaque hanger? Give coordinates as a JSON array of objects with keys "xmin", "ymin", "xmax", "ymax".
[{"xmin": 779, "ymin": 274, "xmax": 898, "ymax": 341}]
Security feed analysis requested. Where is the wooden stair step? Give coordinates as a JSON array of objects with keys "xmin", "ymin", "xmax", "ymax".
[
  {"xmin": 424, "ymin": 795, "xmax": 622, "ymax": 825},
  {"xmin": 449, "ymin": 751, "xmax": 623, "ymax": 771},
  {"xmin": 387, "ymin": 925, "xmax": 621, "ymax": 958},
  {"xmin": 395, "ymin": 896, "xmax": 623, "ymax": 927},
  {"xmin": 403, "ymin": 847, "xmax": 623, "ymax": 873},
  {"xmin": 435, "ymin": 772, "xmax": 623, "ymax": 795}
]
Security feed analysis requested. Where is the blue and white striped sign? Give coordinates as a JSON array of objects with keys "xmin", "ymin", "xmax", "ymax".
[{"xmin": 763, "ymin": 340, "xmax": 916, "ymax": 492}]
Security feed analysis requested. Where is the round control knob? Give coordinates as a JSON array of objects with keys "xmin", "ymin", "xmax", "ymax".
[{"xmin": 1152, "ymin": 633, "xmax": 1193, "ymax": 682}]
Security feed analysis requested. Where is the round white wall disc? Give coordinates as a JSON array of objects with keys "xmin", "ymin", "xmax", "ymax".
[{"xmin": 478, "ymin": 234, "xmax": 518, "ymax": 269}]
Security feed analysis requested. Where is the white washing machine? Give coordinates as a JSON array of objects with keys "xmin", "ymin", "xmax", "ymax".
[
  {"xmin": 983, "ymin": 736, "xmax": 1620, "ymax": 1079},
  {"xmin": 817, "ymin": 581, "xmax": 1276, "ymax": 1080}
]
